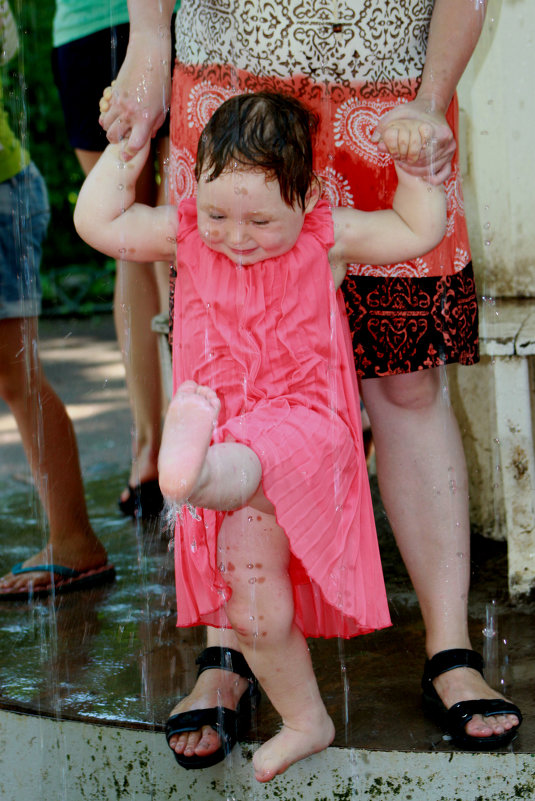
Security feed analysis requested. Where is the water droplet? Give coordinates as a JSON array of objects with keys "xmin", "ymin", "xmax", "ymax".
[
  {"xmin": 248, "ymin": 577, "xmax": 256, "ymax": 584},
  {"xmin": 117, "ymin": 183, "xmax": 124, "ymax": 191},
  {"xmin": 247, "ymin": 563, "xmax": 254, "ymax": 569}
]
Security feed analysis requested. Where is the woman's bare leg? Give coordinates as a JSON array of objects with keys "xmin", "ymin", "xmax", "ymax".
[
  {"xmin": 0, "ymin": 318, "xmax": 107, "ymax": 593},
  {"xmin": 360, "ymin": 366, "xmax": 519, "ymax": 738}
]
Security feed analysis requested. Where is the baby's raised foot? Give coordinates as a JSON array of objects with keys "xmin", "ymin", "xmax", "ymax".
[
  {"xmin": 158, "ymin": 380, "xmax": 220, "ymax": 504},
  {"xmin": 253, "ymin": 713, "xmax": 335, "ymax": 783}
]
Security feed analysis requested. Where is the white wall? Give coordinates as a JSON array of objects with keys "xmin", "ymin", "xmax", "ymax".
[{"xmin": 458, "ymin": 0, "xmax": 535, "ymax": 298}]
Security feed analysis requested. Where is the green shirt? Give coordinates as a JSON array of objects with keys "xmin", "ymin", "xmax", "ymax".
[
  {"xmin": 0, "ymin": 83, "xmax": 29, "ymax": 184},
  {"xmin": 53, "ymin": 0, "xmax": 130, "ymax": 48}
]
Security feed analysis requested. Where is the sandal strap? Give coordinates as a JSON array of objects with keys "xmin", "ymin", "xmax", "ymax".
[
  {"xmin": 11, "ymin": 562, "xmax": 81, "ymax": 579},
  {"xmin": 424, "ymin": 648, "xmax": 484, "ymax": 683},
  {"xmin": 165, "ymin": 707, "xmax": 237, "ymax": 743},
  {"xmin": 446, "ymin": 698, "xmax": 523, "ymax": 731},
  {"xmin": 195, "ymin": 647, "xmax": 256, "ymax": 681}
]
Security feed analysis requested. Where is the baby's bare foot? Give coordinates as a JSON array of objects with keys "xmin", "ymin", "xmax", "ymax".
[
  {"xmin": 158, "ymin": 380, "xmax": 220, "ymax": 504},
  {"xmin": 253, "ymin": 712, "xmax": 334, "ymax": 783}
]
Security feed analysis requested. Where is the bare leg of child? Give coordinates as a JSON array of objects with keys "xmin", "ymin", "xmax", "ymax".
[
  {"xmin": 220, "ymin": 507, "xmax": 334, "ymax": 782},
  {"xmin": 160, "ymin": 381, "xmax": 334, "ymax": 780}
]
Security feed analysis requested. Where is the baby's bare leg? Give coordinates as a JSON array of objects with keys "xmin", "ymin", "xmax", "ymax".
[
  {"xmin": 158, "ymin": 381, "xmax": 262, "ymax": 509},
  {"xmin": 220, "ymin": 508, "xmax": 334, "ymax": 783}
]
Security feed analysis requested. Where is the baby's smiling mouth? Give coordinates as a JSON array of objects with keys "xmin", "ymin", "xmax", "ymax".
[{"xmin": 230, "ymin": 246, "xmax": 258, "ymax": 254}]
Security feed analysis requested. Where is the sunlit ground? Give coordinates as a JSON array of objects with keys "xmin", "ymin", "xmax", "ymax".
[{"xmin": 0, "ymin": 315, "xmax": 533, "ymax": 754}]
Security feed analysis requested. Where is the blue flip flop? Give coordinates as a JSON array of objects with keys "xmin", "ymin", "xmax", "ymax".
[{"xmin": 0, "ymin": 562, "xmax": 116, "ymax": 601}]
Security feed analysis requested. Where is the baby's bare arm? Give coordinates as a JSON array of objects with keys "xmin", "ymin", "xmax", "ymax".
[
  {"xmin": 74, "ymin": 142, "xmax": 177, "ymax": 262},
  {"xmin": 329, "ymin": 260, "xmax": 348, "ymax": 291},
  {"xmin": 330, "ymin": 166, "xmax": 446, "ymax": 267}
]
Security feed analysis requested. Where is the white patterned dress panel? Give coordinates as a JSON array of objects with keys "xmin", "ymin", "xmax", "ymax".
[
  {"xmin": 319, "ymin": 166, "xmax": 355, "ymax": 208},
  {"xmin": 169, "ymin": 147, "xmax": 197, "ymax": 204},
  {"xmin": 175, "ymin": 0, "xmax": 434, "ymax": 85}
]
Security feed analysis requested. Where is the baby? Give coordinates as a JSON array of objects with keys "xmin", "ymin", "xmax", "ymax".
[{"xmin": 75, "ymin": 92, "xmax": 445, "ymax": 782}]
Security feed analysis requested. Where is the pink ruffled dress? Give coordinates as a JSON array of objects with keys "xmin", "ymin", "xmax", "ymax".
[{"xmin": 171, "ymin": 197, "xmax": 391, "ymax": 638}]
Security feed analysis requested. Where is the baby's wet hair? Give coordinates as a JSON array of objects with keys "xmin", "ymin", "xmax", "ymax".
[{"xmin": 195, "ymin": 92, "xmax": 319, "ymax": 211}]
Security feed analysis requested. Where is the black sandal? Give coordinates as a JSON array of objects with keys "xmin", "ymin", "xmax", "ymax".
[
  {"xmin": 118, "ymin": 479, "xmax": 164, "ymax": 519},
  {"xmin": 422, "ymin": 648, "xmax": 523, "ymax": 750},
  {"xmin": 165, "ymin": 647, "xmax": 260, "ymax": 769}
]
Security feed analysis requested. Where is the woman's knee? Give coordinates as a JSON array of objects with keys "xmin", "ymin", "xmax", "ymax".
[{"xmin": 363, "ymin": 367, "xmax": 443, "ymax": 414}]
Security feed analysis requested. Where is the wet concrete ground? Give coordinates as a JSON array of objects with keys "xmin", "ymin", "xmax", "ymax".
[{"xmin": 0, "ymin": 315, "xmax": 533, "ymax": 754}]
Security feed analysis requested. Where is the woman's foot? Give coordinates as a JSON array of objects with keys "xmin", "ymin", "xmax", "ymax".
[
  {"xmin": 253, "ymin": 711, "xmax": 334, "ymax": 783},
  {"xmin": 158, "ymin": 381, "xmax": 220, "ymax": 504},
  {"xmin": 119, "ymin": 436, "xmax": 162, "ymax": 510},
  {"xmin": 431, "ymin": 665, "xmax": 520, "ymax": 738},
  {"xmin": 0, "ymin": 535, "xmax": 108, "ymax": 594},
  {"xmin": 167, "ymin": 666, "xmax": 249, "ymax": 760}
]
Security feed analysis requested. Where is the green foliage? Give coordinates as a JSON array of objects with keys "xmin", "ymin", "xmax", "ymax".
[{"xmin": 3, "ymin": 0, "xmax": 113, "ymax": 315}]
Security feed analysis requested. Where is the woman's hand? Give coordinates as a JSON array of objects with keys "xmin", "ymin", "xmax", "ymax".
[{"xmin": 99, "ymin": 30, "xmax": 172, "ymax": 160}]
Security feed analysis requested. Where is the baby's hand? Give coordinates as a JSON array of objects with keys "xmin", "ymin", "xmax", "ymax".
[
  {"xmin": 371, "ymin": 99, "xmax": 455, "ymax": 184},
  {"xmin": 379, "ymin": 119, "xmax": 435, "ymax": 168}
]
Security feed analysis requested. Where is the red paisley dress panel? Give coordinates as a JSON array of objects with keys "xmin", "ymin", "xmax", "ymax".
[{"xmin": 169, "ymin": 0, "xmax": 479, "ymax": 375}]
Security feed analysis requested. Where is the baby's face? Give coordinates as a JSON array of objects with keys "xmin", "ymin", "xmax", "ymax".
[{"xmin": 196, "ymin": 168, "xmax": 307, "ymax": 266}]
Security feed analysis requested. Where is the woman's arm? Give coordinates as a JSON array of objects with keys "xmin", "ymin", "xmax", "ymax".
[
  {"xmin": 418, "ymin": 0, "xmax": 487, "ymax": 113},
  {"xmin": 373, "ymin": 0, "xmax": 487, "ymax": 182},
  {"xmin": 74, "ymin": 142, "xmax": 177, "ymax": 263},
  {"xmin": 99, "ymin": 0, "xmax": 175, "ymax": 157}
]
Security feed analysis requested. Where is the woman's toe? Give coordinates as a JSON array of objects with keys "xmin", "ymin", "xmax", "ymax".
[
  {"xmin": 465, "ymin": 715, "xmax": 494, "ymax": 737},
  {"xmin": 195, "ymin": 725, "xmax": 221, "ymax": 755}
]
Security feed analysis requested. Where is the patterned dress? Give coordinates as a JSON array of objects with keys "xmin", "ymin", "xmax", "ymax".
[{"xmin": 169, "ymin": 0, "xmax": 479, "ymax": 376}]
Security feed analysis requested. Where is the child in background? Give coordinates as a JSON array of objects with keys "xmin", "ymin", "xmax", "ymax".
[
  {"xmin": 0, "ymin": 0, "xmax": 114, "ymax": 600},
  {"xmin": 75, "ymin": 92, "xmax": 446, "ymax": 781}
]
